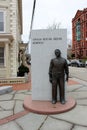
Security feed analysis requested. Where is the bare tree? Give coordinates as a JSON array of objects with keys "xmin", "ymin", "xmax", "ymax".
[{"xmin": 47, "ymin": 22, "xmax": 61, "ymax": 30}]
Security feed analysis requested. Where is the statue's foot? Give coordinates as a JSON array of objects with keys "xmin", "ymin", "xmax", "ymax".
[
  {"xmin": 52, "ymin": 100, "xmax": 56, "ymax": 104},
  {"xmin": 60, "ymin": 100, "xmax": 65, "ymax": 104}
]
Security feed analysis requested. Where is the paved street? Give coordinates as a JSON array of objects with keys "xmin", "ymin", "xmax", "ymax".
[
  {"xmin": 0, "ymin": 67, "xmax": 87, "ymax": 129},
  {"xmin": 69, "ymin": 66, "xmax": 87, "ymax": 82}
]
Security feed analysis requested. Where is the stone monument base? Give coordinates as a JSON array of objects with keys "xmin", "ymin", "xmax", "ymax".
[{"xmin": 23, "ymin": 96, "xmax": 76, "ymax": 115}]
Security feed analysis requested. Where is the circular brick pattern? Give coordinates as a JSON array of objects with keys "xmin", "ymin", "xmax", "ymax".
[{"xmin": 23, "ymin": 96, "xmax": 76, "ymax": 115}]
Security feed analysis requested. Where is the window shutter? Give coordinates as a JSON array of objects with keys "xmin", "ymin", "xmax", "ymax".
[
  {"xmin": 0, "ymin": 12, "xmax": 4, "ymax": 32},
  {"xmin": 0, "ymin": 47, "xmax": 4, "ymax": 65}
]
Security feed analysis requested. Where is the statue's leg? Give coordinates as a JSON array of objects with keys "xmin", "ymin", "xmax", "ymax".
[
  {"xmin": 52, "ymin": 79, "xmax": 57, "ymax": 104},
  {"xmin": 59, "ymin": 76, "xmax": 65, "ymax": 104}
]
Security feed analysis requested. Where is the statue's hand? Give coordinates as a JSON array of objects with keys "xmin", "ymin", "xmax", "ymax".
[
  {"xmin": 66, "ymin": 75, "xmax": 68, "ymax": 82},
  {"xmin": 49, "ymin": 78, "xmax": 52, "ymax": 83}
]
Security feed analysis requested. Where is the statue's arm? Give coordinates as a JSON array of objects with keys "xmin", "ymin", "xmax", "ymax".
[
  {"xmin": 64, "ymin": 59, "xmax": 69, "ymax": 82},
  {"xmin": 49, "ymin": 59, "xmax": 53, "ymax": 83}
]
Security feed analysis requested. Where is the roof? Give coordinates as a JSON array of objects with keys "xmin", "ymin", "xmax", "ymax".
[
  {"xmin": 72, "ymin": 10, "xmax": 82, "ymax": 21},
  {"xmin": 72, "ymin": 8, "xmax": 87, "ymax": 22}
]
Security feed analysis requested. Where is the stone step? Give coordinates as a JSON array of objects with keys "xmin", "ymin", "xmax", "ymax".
[{"xmin": 0, "ymin": 86, "xmax": 13, "ymax": 95}]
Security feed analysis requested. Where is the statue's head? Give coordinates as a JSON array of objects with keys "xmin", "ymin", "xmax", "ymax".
[{"xmin": 54, "ymin": 49, "xmax": 61, "ymax": 57}]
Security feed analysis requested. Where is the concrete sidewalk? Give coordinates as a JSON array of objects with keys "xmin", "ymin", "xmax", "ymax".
[{"xmin": 0, "ymin": 78, "xmax": 87, "ymax": 130}]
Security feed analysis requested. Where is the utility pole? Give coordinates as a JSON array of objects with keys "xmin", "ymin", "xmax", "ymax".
[
  {"xmin": 27, "ymin": 0, "xmax": 36, "ymax": 54},
  {"xmin": 29, "ymin": 0, "xmax": 36, "ymax": 42}
]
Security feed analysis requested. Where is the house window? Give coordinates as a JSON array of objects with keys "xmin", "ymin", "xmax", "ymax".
[
  {"xmin": 0, "ymin": 11, "xmax": 4, "ymax": 32},
  {"xmin": 76, "ymin": 20, "xmax": 81, "ymax": 41},
  {"xmin": 0, "ymin": 47, "xmax": 4, "ymax": 65}
]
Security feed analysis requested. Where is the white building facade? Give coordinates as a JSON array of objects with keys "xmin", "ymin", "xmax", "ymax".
[{"xmin": 0, "ymin": 0, "xmax": 23, "ymax": 78}]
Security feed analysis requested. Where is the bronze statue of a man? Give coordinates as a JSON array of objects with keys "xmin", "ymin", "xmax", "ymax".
[{"xmin": 49, "ymin": 49, "xmax": 69, "ymax": 104}]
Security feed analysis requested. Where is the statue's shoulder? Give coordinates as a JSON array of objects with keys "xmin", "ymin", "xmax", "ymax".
[
  {"xmin": 61, "ymin": 57, "xmax": 67, "ymax": 62},
  {"xmin": 52, "ymin": 58, "xmax": 57, "ymax": 61},
  {"xmin": 51, "ymin": 58, "xmax": 56, "ymax": 61},
  {"xmin": 50, "ymin": 58, "xmax": 56, "ymax": 63}
]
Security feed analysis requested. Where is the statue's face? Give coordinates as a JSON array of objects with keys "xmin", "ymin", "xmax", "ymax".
[{"xmin": 55, "ymin": 49, "xmax": 61, "ymax": 57}]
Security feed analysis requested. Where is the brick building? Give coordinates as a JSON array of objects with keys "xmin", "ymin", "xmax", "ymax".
[{"xmin": 72, "ymin": 8, "xmax": 87, "ymax": 58}]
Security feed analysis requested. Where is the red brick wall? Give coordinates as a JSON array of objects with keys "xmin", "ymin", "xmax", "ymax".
[{"xmin": 72, "ymin": 8, "xmax": 87, "ymax": 58}]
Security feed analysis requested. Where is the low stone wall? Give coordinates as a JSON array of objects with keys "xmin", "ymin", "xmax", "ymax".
[{"xmin": 0, "ymin": 76, "xmax": 28, "ymax": 85}]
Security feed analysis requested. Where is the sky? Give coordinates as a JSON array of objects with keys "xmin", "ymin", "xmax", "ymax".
[{"xmin": 22, "ymin": 0, "xmax": 87, "ymax": 43}]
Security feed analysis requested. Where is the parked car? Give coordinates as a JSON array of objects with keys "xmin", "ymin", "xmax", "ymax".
[
  {"xmin": 85, "ymin": 60, "xmax": 87, "ymax": 67},
  {"xmin": 67, "ymin": 60, "xmax": 71, "ymax": 66},
  {"xmin": 70, "ymin": 59, "xmax": 85, "ymax": 67}
]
